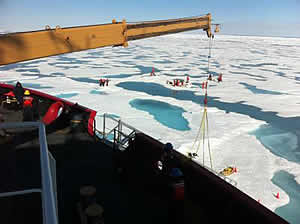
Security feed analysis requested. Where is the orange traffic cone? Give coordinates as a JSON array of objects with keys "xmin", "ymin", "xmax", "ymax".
[{"xmin": 276, "ymin": 192, "xmax": 280, "ymax": 199}]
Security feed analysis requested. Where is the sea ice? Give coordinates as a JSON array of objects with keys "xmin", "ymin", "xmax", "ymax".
[{"xmin": 1, "ymin": 33, "xmax": 300, "ymax": 223}]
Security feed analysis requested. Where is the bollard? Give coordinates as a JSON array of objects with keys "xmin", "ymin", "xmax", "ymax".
[
  {"xmin": 85, "ymin": 203, "xmax": 104, "ymax": 224},
  {"xmin": 80, "ymin": 186, "xmax": 97, "ymax": 210}
]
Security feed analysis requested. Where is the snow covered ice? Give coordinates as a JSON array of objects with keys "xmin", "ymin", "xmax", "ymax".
[{"xmin": 1, "ymin": 33, "xmax": 300, "ymax": 223}]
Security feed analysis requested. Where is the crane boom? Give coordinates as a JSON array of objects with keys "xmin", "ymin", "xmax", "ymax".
[{"xmin": 0, "ymin": 14, "xmax": 212, "ymax": 65}]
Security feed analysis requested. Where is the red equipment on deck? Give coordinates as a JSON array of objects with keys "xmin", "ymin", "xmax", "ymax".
[{"xmin": 42, "ymin": 101, "xmax": 64, "ymax": 125}]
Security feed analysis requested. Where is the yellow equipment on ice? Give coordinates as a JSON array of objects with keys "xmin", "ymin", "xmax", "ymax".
[{"xmin": 219, "ymin": 167, "xmax": 236, "ymax": 176}]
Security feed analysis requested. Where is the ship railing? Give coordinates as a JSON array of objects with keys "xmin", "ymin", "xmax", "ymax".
[
  {"xmin": 94, "ymin": 114, "xmax": 237, "ymax": 186},
  {"xmin": 0, "ymin": 122, "xmax": 58, "ymax": 224},
  {"xmin": 113, "ymin": 129, "xmax": 136, "ymax": 150},
  {"xmin": 94, "ymin": 113, "xmax": 140, "ymax": 150}
]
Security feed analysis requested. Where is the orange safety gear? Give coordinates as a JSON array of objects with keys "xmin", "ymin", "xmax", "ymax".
[
  {"xmin": 23, "ymin": 96, "xmax": 33, "ymax": 107},
  {"xmin": 4, "ymin": 91, "xmax": 15, "ymax": 97},
  {"xmin": 217, "ymin": 74, "xmax": 223, "ymax": 82}
]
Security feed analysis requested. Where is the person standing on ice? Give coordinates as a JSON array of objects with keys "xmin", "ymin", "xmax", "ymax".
[
  {"xmin": 150, "ymin": 67, "xmax": 155, "ymax": 76},
  {"xmin": 99, "ymin": 78, "xmax": 105, "ymax": 87},
  {"xmin": 180, "ymin": 80, "xmax": 184, "ymax": 87},
  {"xmin": 217, "ymin": 73, "xmax": 223, "ymax": 82},
  {"xmin": 207, "ymin": 74, "xmax": 212, "ymax": 81},
  {"xmin": 186, "ymin": 75, "xmax": 190, "ymax": 83}
]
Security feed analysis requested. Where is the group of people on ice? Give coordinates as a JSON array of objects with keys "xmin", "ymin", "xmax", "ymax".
[
  {"xmin": 99, "ymin": 78, "xmax": 109, "ymax": 87},
  {"xmin": 167, "ymin": 75, "xmax": 190, "ymax": 87},
  {"xmin": 208, "ymin": 73, "xmax": 222, "ymax": 82},
  {"xmin": 201, "ymin": 73, "xmax": 223, "ymax": 89},
  {"xmin": 165, "ymin": 73, "xmax": 223, "ymax": 89}
]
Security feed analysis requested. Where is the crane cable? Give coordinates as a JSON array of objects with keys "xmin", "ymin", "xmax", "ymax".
[
  {"xmin": 189, "ymin": 35, "xmax": 214, "ymax": 169},
  {"xmin": 207, "ymin": 35, "xmax": 214, "ymax": 76},
  {"xmin": 204, "ymin": 34, "xmax": 214, "ymax": 169},
  {"xmin": 205, "ymin": 106, "xmax": 213, "ymax": 169},
  {"xmin": 196, "ymin": 32, "xmax": 215, "ymax": 169},
  {"xmin": 191, "ymin": 103, "xmax": 213, "ymax": 169}
]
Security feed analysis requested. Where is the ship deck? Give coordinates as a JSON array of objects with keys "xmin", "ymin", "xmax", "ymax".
[
  {"xmin": 0, "ymin": 105, "xmax": 176, "ymax": 224},
  {"xmin": 50, "ymin": 133, "xmax": 171, "ymax": 224}
]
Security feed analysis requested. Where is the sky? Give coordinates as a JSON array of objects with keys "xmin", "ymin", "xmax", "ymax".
[{"xmin": 0, "ymin": 0, "xmax": 300, "ymax": 37}]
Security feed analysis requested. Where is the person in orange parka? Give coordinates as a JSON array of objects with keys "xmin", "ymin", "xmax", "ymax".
[
  {"xmin": 22, "ymin": 90, "xmax": 35, "ymax": 121},
  {"xmin": 186, "ymin": 75, "xmax": 190, "ymax": 83},
  {"xmin": 150, "ymin": 67, "xmax": 156, "ymax": 76},
  {"xmin": 217, "ymin": 73, "xmax": 223, "ymax": 82}
]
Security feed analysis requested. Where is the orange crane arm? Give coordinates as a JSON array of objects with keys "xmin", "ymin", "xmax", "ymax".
[{"xmin": 0, "ymin": 14, "xmax": 212, "ymax": 65}]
